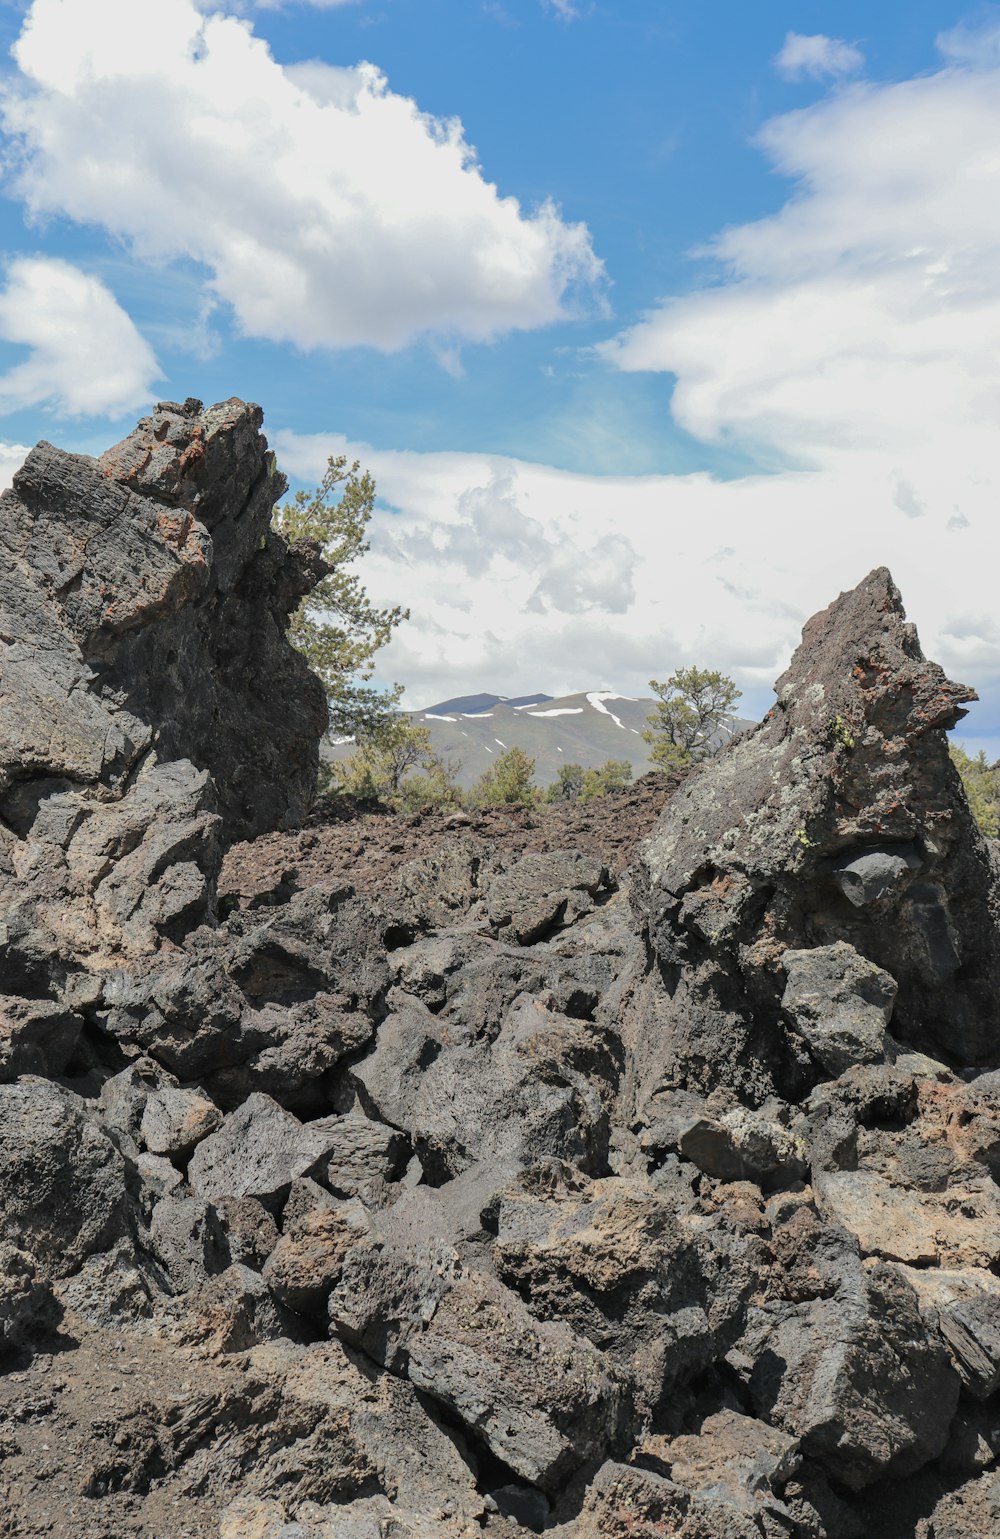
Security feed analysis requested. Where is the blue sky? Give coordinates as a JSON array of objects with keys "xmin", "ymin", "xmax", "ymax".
[{"xmin": 0, "ymin": 0, "xmax": 997, "ymax": 756}]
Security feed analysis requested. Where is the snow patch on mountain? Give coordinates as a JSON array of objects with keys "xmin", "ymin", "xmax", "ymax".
[{"xmin": 587, "ymin": 691, "xmax": 636, "ymax": 730}]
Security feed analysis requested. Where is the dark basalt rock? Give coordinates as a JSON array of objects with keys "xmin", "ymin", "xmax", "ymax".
[
  {"xmin": 0, "ymin": 1081, "xmax": 128, "ymax": 1275},
  {"xmin": 3, "ymin": 415, "xmax": 1000, "ymax": 1539},
  {"xmin": 627, "ymin": 567, "xmax": 1000, "ymax": 1124},
  {"xmin": 0, "ymin": 399, "xmax": 334, "ymax": 1111},
  {"xmin": 1, "ymin": 397, "xmax": 327, "ymax": 841}
]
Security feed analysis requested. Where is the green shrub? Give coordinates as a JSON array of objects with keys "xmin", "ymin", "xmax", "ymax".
[
  {"xmin": 950, "ymin": 744, "xmax": 1000, "ymax": 838},
  {"xmin": 470, "ymin": 745, "xmax": 536, "ymax": 807},
  {"xmin": 545, "ymin": 764, "xmax": 586, "ymax": 802},
  {"xmin": 579, "ymin": 760, "xmax": 633, "ymax": 801},
  {"xmin": 334, "ymin": 716, "xmax": 462, "ymax": 811}
]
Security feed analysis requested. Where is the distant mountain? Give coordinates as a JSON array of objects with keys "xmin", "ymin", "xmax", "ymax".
[
  {"xmin": 323, "ymin": 689, "xmax": 753, "ymax": 791},
  {"xmin": 423, "ymin": 691, "xmax": 553, "ymax": 716}
]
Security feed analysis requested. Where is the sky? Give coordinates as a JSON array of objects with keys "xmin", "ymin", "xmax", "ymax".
[{"xmin": 0, "ymin": 0, "xmax": 997, "ymax": 756}]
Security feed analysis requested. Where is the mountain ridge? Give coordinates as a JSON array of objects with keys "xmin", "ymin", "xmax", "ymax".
[{"xmin": 325, "ymin": 688, "xmax": 753, "ymax": 789}]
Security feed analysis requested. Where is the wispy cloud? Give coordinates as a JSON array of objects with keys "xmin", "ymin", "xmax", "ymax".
[
  {"xmin": 545, "ymin": 0, "xmax": 589, "ymax": 21},
  {"xmin": 937, "ymin": 12, "xmax": 1000, "ymax": 66},
  {"xmin": 482, "ymin": 1, "xmax": 517, "ymax": 25},
  {"xmin": 774, "ymin": 32, "xmax": 864, "ymax": 81}
]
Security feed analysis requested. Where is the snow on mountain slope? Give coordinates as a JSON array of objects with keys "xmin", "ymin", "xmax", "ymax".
[{"xmin": 323, "ymin": 689, "xmax": 753, "ymax": 790}]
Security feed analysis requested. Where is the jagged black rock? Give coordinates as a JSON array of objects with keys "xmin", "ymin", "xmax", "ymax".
[{"xmin": 1, "ymin": 404, "xmax": 999, "ymax": 1538}]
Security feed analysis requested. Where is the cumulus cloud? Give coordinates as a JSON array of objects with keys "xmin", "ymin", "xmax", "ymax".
[
  {"xmin": 274, "ymin": 428, "xmax": 998, "ymax": 725},
  {"xmin": 378, "ymin": 467, "xmax": 636, "ymax": 618},
  {"xmin": 1, "ymin": 0, "xmax": 602, "ymax": 352},
  {"xmin": 0, "ymin": 256, "xmax": 159, "ymax": 417},
  {"xmin": 598, "ymin": 54, "xmax": 1000, "ymax": 736},
  {"xmin": 275, "ymin": 48, "xmax": 1000, "ymax": 746},
  {"xmin": 774, "ymin": 32, "xmax": 864, "ymax": 81},
  {"xmin": 604, "ymin": 62, "xmax": 1000, "ymax": 474},
  {"xmin": 0, "ymin": 441, "xmax": 31, "ymax": 491}
]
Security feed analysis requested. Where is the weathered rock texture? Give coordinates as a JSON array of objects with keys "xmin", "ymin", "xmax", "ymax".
[
  {"xmin": 1, "ymin": 397, "xmax": 327, "ymax": 840},
  {"xmin": 627, "ymin": 566, "xmax": 1000, "ymax": 1127},
  {"xmin": 2, "ymin": 414, "xmax": 1000, "ymax": 1539}
]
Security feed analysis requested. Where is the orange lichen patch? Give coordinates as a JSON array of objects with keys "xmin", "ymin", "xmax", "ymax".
[
  {"xmin": 155, "ymin": 509, "xmax": 194, "ymax": 545},
  {"xmin": 101, "ymin": 444, "xmax": 152, "ymax": 481},
  {"xmin": 154, "ymin": 509, "xmax": 206, "ymax": 568},
  {"xmin": 911, "ymin": 683, "xmax": 976, "ymax": 733},
  {"xmin": 920, "ymin": 1079, "xmax": 1000, "ymax": 1172},
  {"xmin": 851, "ymin": 656, "xmax": 894, "ymax": 691},
  {"xmin": 178, "ymin": 428, "xmax": 205, "ymax": 476}
]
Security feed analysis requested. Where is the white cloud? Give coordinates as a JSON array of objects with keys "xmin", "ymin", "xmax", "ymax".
[
  {"xmin": 0, "ymin": 256, "xmax": 159, "ymax": 417},
  {"xmin": 596, "ymin": 57, "xmax": 1000, "ymax": 728},
  {"xmin": 274, "ymin": 52, "xmax": 1000, "ymax": 734},
  {"xmin": 774, "ymin": 32, "xmax": 864, "ymax": 81},
  {"xmin": 1, "ymin": 0, "xmax": 602, "ymax": 352},
  {"xmin": 604, "ymin": 64, "xmax": 1000, "ymax": 470},
  {"xmin": 389, "ymin": 468, "xmax": 636, "ymax": 616},
  {"xmin": 274, "ymin": 429, "xmax": 1000, "ymax": 722},
  {"xmin": 0, "ymin": 441, "xmax": 31, "ymax": 491},
  {"xmin": 937, "ymin": 17, "xmax": 1000, "ymax": 67}
]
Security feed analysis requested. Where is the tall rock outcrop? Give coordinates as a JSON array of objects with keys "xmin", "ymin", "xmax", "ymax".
[
  {"xmin": 0, "ymin": 398, "xmax": 333, "ymax": 1081},
  {"xmin": 0, "ymin": 396, "xmax": 327, "ymax": 845},
  {"xmin": 623, "ymin": 567, "xmax": 1000, "ymax": 1124}
]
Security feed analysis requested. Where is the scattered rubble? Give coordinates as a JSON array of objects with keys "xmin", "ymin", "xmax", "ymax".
[{"xmin": 1, "ymin": 405, "xmax": 999, "ymax": 1537}]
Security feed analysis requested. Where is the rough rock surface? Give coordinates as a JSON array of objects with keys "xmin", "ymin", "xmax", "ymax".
[
  {"xmin": 781, "ymin": 940, "xmax": 897, "ymax": 1074},
  {"xmin": 2, "ymin": 415, "xmax": 1000, "ymax": 1539},
  {"xmin": 630, "ymin": 566, "xmax": 1000, "ymax": 1097},
  {"xmin": 1, "ymin": 397, "xmax": 327, "ymax": 839}
]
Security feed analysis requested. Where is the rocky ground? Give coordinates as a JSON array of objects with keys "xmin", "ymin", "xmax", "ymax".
[
  {"xmin": 2, "ymin": 399, "xmax": 1000, "ymax": 1538},
  {"xmin": 219, "ymin": 772, "xmax": 677, "ymax": 912}
]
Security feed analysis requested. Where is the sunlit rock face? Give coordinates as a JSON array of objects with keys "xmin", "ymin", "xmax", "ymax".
[
  {"xmin": 627, "ymin": 566, "xmax": 1000, "ymax": 1120},
  {"xmin": 0, "ymin": 396, "xmax": 328, "ymax": 846}
]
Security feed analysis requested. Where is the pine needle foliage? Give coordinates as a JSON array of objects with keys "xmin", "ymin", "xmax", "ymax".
[
  {"xmin": 470, "ymin": 745, "xmax": 537, "ymax": 807},
  {"xmin": 642, "ymin": 667, "xmax": 741, "ymax": 770},
  {"xmin": 333, "ymin": 716, "xmax": 463, "ymax": 812},
  {"xmin": 273, "ymin": 455, "xmax": 408, "ymax": 738}
]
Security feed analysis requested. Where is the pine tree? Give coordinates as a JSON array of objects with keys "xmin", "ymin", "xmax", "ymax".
[
  {"xmin": 273, "ymin": 455, "xmax": 407, "ymax": 739},
  {"xmin": 642, "ymin": 667, "xmax": 741, "ymax": 770}
]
